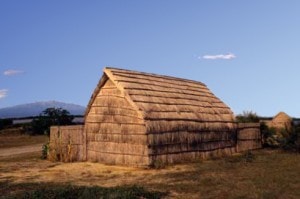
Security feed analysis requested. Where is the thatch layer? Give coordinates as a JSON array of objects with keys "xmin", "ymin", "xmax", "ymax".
[
  {"xmin": 236, "ymin": 123, "xmax": 261, "ymax": 152},
  {"xmin": 272, "ymin": 112, "xmax": 292, "ymax": 123},
  {"xmin": 85, "ymin": 78, "xmax": 149, "ymax": 165},
  {"xmin": 263, "ymin": 112, "xmax": 293, "ymax": 132},
  {"xmin": 270, "ymin": 112, "xmax": 292, "ymax": 130},
  {"xmin": 49, "ymin": 125, "xmax": 85, "ymax": 162},
  {"xmin": 150, "ymin": 147, "xmax": 237, "ymax": 164},
  {"xmin": 86, "ymin": 67, "xmax": 234, "ymax": 124}
]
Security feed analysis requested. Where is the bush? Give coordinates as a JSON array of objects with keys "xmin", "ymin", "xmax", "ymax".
[
  {"xmin": 42, "ymin": 142, "xmax": 50, "ymax": 159},
  {"xmin": 236, "ymin": 111, "xmax": 259, "ymax": 123},
  {"xmin": 262, "ymin": 121, "xmax": 300, "ymax": 152},
  {"xmin": 262, "ymin": 126, "xmax": 282, "ymax": 147},
  {"xmin": 283, "ymin": 126, "xmax": 300, "ymax": 152}
]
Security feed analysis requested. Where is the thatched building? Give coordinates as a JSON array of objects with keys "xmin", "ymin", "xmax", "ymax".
[
  {"xmin": 50, "ymin": 67, "xmax": 262, "ymax": 166},
  {"xmin": 84, "ymin": 67, "xmax": 237, "ymax": 166}
]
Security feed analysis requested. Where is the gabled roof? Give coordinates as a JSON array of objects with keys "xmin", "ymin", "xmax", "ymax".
[
  {"xmin": 85, "ymin": 67, "xmax": 234, "ymax": 122},
  {"xmin": 272, "ymin": 112, "xmax": 291, "ymax": 123}
]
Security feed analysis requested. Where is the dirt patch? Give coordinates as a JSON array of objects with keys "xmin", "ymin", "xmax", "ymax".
[
  {"xmin": 0, "ymin": 134, "xmax": 48, "ymax": 149},
  {"xmin": 0, "ymin": 134, "xmax": 47, "ymax": 160},
  {"xmin": 0, "ymin": 144, "xmax": 43, "ymax": 157}
]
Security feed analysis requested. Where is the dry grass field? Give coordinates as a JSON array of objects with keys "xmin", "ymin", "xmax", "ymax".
[
  {"xmin": 0, "ymin": 134, "xmax": 300, "ymax": 198},
  {"xmin": 0, "ymin": 128, "xmax": 48, "ymax": 149}
]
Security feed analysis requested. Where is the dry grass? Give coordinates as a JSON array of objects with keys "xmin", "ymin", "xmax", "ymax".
[
  {"xmin": 1, "ymin": 133, "xmax": 299, "ymax": 198},
  {"xmin": 0, "ymin": 133, "xmax": 48, "ymax": 149},
  {"xmin": 0, "ymin": 148, "xmax": 299, "ymax": 198}
]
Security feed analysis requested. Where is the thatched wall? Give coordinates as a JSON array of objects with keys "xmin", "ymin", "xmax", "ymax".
[
  {"xmin": 49, "ymin": 125, "xmax": 85, "ymax": 162},
  {"xmin": 48, "ymin": 122, "xmax": 261, "ymax": 165},
  {"xmin": 147, "ymin": 125, "xmax": 237, "ymax": 165},
  {"xmin": 85, "ymin": 78, "xmax": 149, "ymax": 166},
  {"xmin": 147, "ymin": 123, "xmax": 261, "ymax": 164},
  {"xmin": 236, "ymin": 123, "xmax": 261, "ymax": 152}
]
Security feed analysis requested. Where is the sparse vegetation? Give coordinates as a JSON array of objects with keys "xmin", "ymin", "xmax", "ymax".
[
  {"xmin": 0, "ymin": 134, "xmax": 48, "ymax": 149},
  {"xmin": 261, "ymin": 122, "xmax": 300, "ymax": 152},
  {"xmin": 283, "ymin": 125, "xmax": 300, "ymax": 152},
  {"xmin": 0, "ymin": 182, "xmax": 166, "ymax": 199},
  {"xmin": 1, "ymin": 109, "xmax": 300, "ymax": 198},
  {"xmin": 41, "ymin": 142, "xmax": 50, "ymax": 159},
  {"xmin": 1, "ymin": 149, "xmax": 300, "ymax": 199},
  {"xmin": 235, "ymin": 111, "xmax": 259, "ymax": 123}
]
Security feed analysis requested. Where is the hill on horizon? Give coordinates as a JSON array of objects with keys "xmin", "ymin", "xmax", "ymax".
[{"xmin": 0, "ymin": 101, "xmax": 86, "ymax": 119}]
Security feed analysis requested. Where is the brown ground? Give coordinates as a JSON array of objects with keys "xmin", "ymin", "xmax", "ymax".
[
  {"xmin": 0, "ymin": 134, "xmax": 300, "ymax": 199},
  {"xmin": 0, "ymin": 134, "xmax": 48, "ymax": 149},
  {"xmin": 0, "ymin": 144, "xmax": 42, "ymax": 157}
]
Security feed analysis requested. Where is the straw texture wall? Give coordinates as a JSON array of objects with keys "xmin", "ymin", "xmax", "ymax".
[
  {"xmin": 85, "ymin": 77, "xmax": 149, "ymax": 166},
  {"xmin": 236, "ymin": 123, "xmax": 261, "ymax": 152},
  {"xmin": 84, "ymin": 67, "xmax": 238, "ymax": 166},
  {"xmin": 49, "ymin": 125, "xmax": 85, "ymax": 162}
]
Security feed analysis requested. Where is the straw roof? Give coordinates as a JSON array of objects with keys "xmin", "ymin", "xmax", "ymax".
[
  {"xmin": 272, "ymin": 112, "xmax": 291, "ymax": 123},
  {"xmin": 270, "ymin": 112, "xmax": 292, "ymax": 130},
  {"xmin": 85, "ymin": 67, "xmax": 234, "ymax": 127}
]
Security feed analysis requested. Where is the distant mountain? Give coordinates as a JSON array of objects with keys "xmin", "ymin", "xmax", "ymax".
[{"xmin": 0, "ymin": 101, "xmax": 86, "ymax": 119}]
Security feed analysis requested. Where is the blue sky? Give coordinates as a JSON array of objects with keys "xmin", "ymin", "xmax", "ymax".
[{"xmin": 0, "ymin": 1, "xmax": 299, "ymax": 117}]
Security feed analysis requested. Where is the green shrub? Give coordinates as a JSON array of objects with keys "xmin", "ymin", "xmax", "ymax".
[
  {"xmin": 283, "ymin": 126, "xmax": 300, "ymax": 152},
  {"xmin": 262, "ymin": 121, "xmax": 300, "ymax": 152},
  {"xmin": 41, "ymin": 142, "xmax": 49, "ymax": 159},
  {"xmin": 263, "ymin": 127, "xmax": 282, "ymax": 147}
]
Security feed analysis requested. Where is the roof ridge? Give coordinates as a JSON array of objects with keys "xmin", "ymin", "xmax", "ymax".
[
  {"xmin": 104, "ymin": 66, "xmax": 206, "ymax": 87},
  {"xmin": 274, "ymin": 111, "xmax": 290, "ymax": 117}
]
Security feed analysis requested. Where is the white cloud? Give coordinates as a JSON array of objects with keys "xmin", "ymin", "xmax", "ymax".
[
  {"xmin": 200, "ymin": 53, "xmax": 236, "ymax": 60},
  {"xmin": 0, "ymin": 89, "xmax": 8, "ymax": 99},
  {"xmin": 3, "ymin": 69, "xmax": 24, "ymax": 76}
]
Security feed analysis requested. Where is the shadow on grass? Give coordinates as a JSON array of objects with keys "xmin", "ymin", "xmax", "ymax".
[{"xmin": 0, "ymin": 181, "xmax": 168, "ymax": 199}]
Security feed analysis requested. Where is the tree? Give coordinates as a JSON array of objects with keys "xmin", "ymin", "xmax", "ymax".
[
  {"xmin": 0, "ymin": 118, "xmax": 13, "ymax": 130},
  {"xmin": 31, "ymin": 108, "xmax": 74, "ymax": 135}
]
